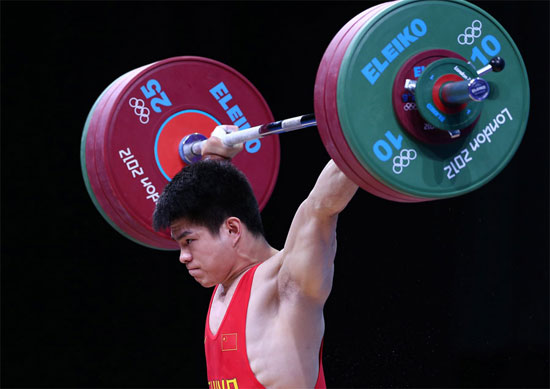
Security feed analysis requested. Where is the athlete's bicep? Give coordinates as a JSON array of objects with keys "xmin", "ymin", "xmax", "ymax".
[
  {"xmin": 277, "ymin": 160, "xmax": 357, "ymax": 303},
  {"xmin": 278, "ymin": 199, "xmax": 338, "ymax": 303}
]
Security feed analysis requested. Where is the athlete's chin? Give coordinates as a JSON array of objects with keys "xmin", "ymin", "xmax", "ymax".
[
  {"xmin": 192, "ymin": 275, "xmax": 215, "ymax": 288},
  {"xmin": 199, "ymin": 281, "xmax": 216, "ymax": 288}
]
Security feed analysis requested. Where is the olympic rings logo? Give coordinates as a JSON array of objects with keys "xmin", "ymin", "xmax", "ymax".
[
  {"xmin": 129, "ymin": 97, "xmax": 150, "ymax": 124},
  {"xmin": 392, "ymin": 149, "xmax": 417, "ymax": 175},
  {"xmin": 457, "ymin": 20, "xmax": 482, "ymax": 45},
  {"xmin": 403, "ymin": 102, "xmax": 417, "ymax": 111}
]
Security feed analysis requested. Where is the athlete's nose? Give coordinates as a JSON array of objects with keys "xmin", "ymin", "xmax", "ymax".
[{"xmin": 179, "ymin": 249, "xmax": 192, "ymax": 264}]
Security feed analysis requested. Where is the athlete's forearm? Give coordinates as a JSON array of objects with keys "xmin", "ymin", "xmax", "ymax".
[{"xmin": 307, "ymin": 160, "xmax": 358, "ymax": 218}]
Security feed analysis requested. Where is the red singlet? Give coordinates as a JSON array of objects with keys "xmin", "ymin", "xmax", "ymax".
[{"xmin": 205, "ymin": 264, "xmax": 326, "ymax": 388}]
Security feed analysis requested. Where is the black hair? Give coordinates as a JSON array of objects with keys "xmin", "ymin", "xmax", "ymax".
[{"xmin": 153, "ymin": 160, "xmax": 265, "ymax": 237}]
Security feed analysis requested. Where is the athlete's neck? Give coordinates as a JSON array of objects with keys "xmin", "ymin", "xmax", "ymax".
[{"xmin": 219, "ymin": 234, "xmax": 278, "ymax": 293}]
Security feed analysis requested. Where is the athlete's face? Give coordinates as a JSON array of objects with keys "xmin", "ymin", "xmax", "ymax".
[{"xmin": 170, "ymin": 219, "xmax": 235, "ymax": 288}]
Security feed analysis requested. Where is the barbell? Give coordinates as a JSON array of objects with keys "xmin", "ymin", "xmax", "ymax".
[
  {"xmin": 180, "ymin": 57, "xmax": 503, "ymax": 162},
  {"xmin": 80, "ymin": 0, "xmax": 530, "ymax": 250}
]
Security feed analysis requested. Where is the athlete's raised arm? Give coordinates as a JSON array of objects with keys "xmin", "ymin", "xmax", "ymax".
[{"xmin": 278, "ymin": 159, "xmax": 358, "ymax": 303}]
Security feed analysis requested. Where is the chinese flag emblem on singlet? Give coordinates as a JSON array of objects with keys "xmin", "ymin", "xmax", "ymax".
[{"xmin": 221, "ymin": 333, "xmax": 237, "ymax": 351}]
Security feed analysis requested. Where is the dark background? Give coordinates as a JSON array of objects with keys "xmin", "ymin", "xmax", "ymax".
[{"xmin": 2, "ymin": 1, "xmax": 548, "ymax": 388}]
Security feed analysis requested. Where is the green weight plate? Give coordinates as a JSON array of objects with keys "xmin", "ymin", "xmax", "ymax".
[
  {"xmin": 415, "ymin": 57, "xmax": 482, "ymax": 131},
  {"xmin": 336, "ymin": 0, "xmax": 529, "ymax": 199}
]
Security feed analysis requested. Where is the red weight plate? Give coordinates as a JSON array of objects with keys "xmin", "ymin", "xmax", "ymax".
[
  {"xmin": 315, "ymin": 1, "xmax": 424, "ymax": 202},
  {"xmin": 315, "ymin": 3, "xmax": 394, "ymax": 200},
  {"xmin": 315, "ymin": 6, "xmax": 384, "ymax": 195},
  {"xmin": 95, "ymin": 57, "xmax": 278, "ymax": 250},
  {"xmin": 82, "ymin": 74, "xmax": 130, "ymax": 237},
  {"xmin": 85, "ymin": 66, "xmax": 171, "ymax": 248},
  {"xmin": 90, "ymin": 67, "xmax": 175, "ymax": 249},
  {"xmin": 316, "ymin": 2, "xmax": 420, "ymax": 203}
]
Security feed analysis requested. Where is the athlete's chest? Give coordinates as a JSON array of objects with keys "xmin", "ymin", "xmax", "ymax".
[
  {"xmin": 206, "ymin": 264, "xmax": 323, "ymax": 387},
  {"xmin": 208, "ymin": 297, "xmax": 232, "ymax": 335}
]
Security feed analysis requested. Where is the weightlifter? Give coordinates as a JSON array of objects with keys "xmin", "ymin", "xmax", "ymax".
[{"xmin": 153, "ymin": 126, "xmax": 358, "ymax": 388}]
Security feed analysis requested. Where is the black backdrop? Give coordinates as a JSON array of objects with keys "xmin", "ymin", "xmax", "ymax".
[{"xmin": 2, "ymin": 1, "xmax": 548, "ymax": 388}]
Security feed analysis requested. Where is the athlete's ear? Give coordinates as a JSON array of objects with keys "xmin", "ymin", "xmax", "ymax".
[{"xmin": 224, "ymin": 217, "xmax": 242, "ymax": 246}]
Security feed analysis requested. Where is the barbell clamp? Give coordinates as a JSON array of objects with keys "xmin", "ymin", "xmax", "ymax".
[
  {"xmin": 179, "ymin": 133, "xmax": 208, "ymax": 164},
  {"xmin": 475, "ymin": 56, "xmax": 505, "ymax": 76}
]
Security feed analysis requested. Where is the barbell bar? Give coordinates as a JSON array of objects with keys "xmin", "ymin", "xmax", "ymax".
[{"xmin": 180, "ymin": 114, "xmax": 317, "ymax": 164}]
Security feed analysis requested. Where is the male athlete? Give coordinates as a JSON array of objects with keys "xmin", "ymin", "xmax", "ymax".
[{"xmin": 153, "ymin": 126, "xmax": 358, "ymax": 388}]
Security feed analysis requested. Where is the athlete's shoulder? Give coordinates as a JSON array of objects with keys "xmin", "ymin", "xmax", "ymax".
[{"xmin": 254, "ymin": 250, "xmax": 284, "ymax": 285}]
